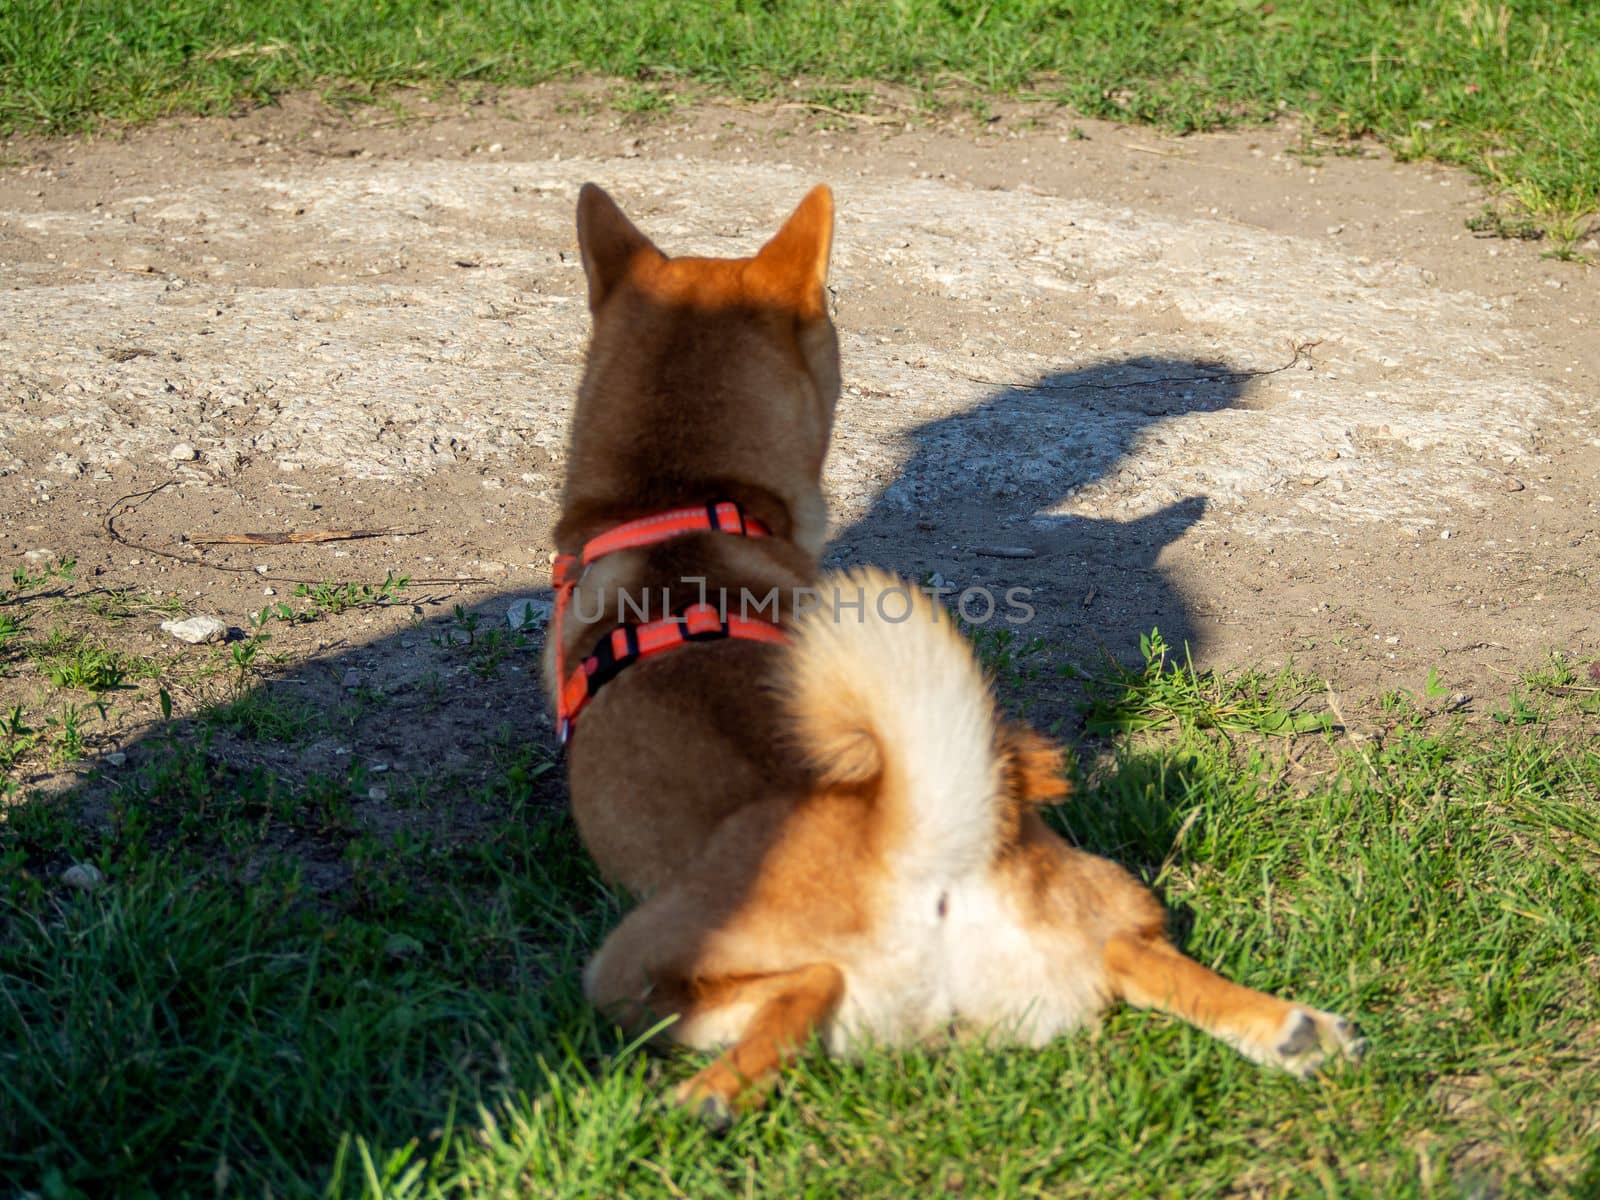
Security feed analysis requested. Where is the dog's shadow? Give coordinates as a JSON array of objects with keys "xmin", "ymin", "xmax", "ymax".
[
  {"xmin": 822, "ymin": 354, "xmax": 1243, "ymax": 751},
  {"xmin": 828, "ymin": 355, "xmax": 1241, "ymax": 672}
]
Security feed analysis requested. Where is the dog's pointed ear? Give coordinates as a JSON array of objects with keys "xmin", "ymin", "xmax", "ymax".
[
  {"xmin": 576, "ymin": 183, "xmax": 661, "ymax": 311},
  {"xmin": 755, "ymin": 184, "xmax": 833, "ymax": 317}
]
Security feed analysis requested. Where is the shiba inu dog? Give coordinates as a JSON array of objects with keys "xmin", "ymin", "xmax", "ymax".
[{"xmin": 546, "ymin": 182, "xmax": 1364, "ymax": 1122}]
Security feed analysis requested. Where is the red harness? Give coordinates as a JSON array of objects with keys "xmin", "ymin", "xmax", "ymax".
[{"xmin": 551, "ymin": 501, "xmax": 789, "ymax": 741}]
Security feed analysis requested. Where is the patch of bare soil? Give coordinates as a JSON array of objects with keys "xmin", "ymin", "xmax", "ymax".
[{"xmin": 2, "ymin": 84, "xmax": 1596, "ymax": 798}]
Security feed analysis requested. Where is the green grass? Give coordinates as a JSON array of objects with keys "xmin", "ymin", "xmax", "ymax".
[
  {"xmin": 75, "ymin": 587, "xmax": 185, "ymax": 622},
  {"xmin": 1071, "ymin": 627, "xmax": 1332, "ymax": 736},
  {"xmin": 0, "ymin": 570, "xmax": 427, "ymax": 787},
  {"xmin": 202, "ymin": 684, "xmax": 321, "ymax": 741},
  {"xmin": 0, "ymin": 612, "xmax": 23, "ymax": 657},
  {"xmin": 3, "ymin": 635, "xmax": 1598, "ymax": 1197},
  {"xmin": 431, "ymin": 603, "xmax": 543, "ymax": 682},
  {"xmin": 1519, "ymin": 651, "xmax": 1600, "ymax": 717},
  {"xmin": 2, "ymin": 1, "xmax": 1596, "ymax": 238},
  {"xmin": 291, "ymin": 573, "xmax": 413, "ymax": 619},
  {"xmin": 40, "ymin": 639, "xmax": 149, "ymax": 693},
  {"xmin": 248, "ymin": 574, "xmax": 413, "ymax": 630},
  {"xmin": 0, "ymin": 704, "xmax": 40, "ymax": 774}
]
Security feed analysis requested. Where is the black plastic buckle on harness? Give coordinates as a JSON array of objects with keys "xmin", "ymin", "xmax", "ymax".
[
  {"xmin": 576, "ymin": 609, "xmax": 733, "ymax": 710},
  {"xmin": 583, "ymin": 623, "xmax": 642, "ymax": 698}
]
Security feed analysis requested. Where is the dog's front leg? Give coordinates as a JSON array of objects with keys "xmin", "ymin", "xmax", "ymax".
[{"xmin": 671, "ymin": 962, "xmax": 844, "ymax": 1126}]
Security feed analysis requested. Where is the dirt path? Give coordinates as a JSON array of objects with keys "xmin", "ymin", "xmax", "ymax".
[{"xmin": 3, "ymin": 86, "xmax": 1596, "ymax": 780}]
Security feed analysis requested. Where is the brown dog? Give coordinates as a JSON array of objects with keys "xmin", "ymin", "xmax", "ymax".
[{"xmin": 547, "ymin": 183, "xmax": 1364, "ymax": 1122}]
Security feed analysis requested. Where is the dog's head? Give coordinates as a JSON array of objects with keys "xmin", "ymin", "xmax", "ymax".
[{"xmin": 559, "ymin": 184, "xmax": 840, "ymax": 557}]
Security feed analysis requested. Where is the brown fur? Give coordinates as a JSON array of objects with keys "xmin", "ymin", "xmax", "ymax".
[{"xmin": 549, "ymin": 183, "xmax": 1364, "ymax": 1119}]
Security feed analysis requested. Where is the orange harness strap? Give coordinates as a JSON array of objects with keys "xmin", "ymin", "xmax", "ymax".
[{"xmin": 551, "ymin": 501, "xmax": 785, "ymax": 741}]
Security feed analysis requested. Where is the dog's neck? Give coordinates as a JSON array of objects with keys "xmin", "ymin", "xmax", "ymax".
[{"xmin": 554, "ymin": 479, "xmax": 811, "ymax": 561}]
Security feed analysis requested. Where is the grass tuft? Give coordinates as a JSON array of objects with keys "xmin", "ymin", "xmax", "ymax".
[{"xmin": 1074, "ymin": 627, "xmax": 1331, "ymax": 737}]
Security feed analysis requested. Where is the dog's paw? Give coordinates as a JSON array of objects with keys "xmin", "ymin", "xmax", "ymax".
[
  {"xmin": 1262, "ymin": 1007, "xmax": 1367, "ymax": 1078},
  {"xmin": 670, "ymin": 1063, "xmax": 759, "ymax": 1132},
  {"xmin": 671, "ymin": 1077, "xmax": 735, "ymax": 1132}
]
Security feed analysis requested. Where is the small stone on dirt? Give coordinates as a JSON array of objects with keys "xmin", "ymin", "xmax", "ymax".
[
  {"xmin": 1505, "ymin": 477, "xmax": 1525, "ymax": 491},
  {"xmin": 23, "ymin": 548, "xmax": 57, "ymax": 566},
  {"xmin": 61, "ymin": 863, "xmax": 104, "ymax": 890},
  {"xmin": 161, "ymin": 615, "xmax": 226, "ymax": 644},
  {"xmin": 341, "ymin": 668, "xmax": 361, "ymax": 689},
  {"xmin": 168, "ymin": 442, "xmax": 199, "ymax": 462},
  {"xmin": 103, "ymin": 752, "xmax": 127, "ymax": 767}
]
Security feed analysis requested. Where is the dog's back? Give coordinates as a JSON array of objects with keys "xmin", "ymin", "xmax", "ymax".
[{"xmin": 549, "ymin": 184, "xmax": 840, "ymax": 894}]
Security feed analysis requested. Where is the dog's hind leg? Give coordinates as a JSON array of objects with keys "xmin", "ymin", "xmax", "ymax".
[
  {"xmin": 669, "ymin": 962, "xmax": 844, "ymax": 1124},
  {"xmin": 976, "ymin": 811, "xmax": 1365, "ymax": 1075},
  {"xmin": 584, "ymin": 892, "xmax": 845, "ymax": 1123},
  {"xmin": 1104, "ymin": 926, "xmax": 1366, "ymax": 1077}
]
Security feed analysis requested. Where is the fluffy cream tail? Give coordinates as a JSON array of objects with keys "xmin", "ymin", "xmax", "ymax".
[{"xmin": 780, "ymin": 568, "xmax": 1002, "ymax": 879}]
